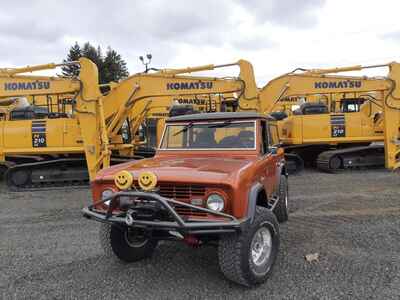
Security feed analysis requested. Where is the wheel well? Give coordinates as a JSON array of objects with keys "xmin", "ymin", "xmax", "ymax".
[{"xmin": 256, "ymin": 189, "xmax": 268, "ymax": 209}]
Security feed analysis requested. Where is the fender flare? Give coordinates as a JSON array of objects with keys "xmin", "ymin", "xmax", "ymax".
[
  {"xmin": 246, "ymin": 182, "xmax": 265, "ymax": 223},
  {"xmin": 271, "ymin": 158, "xmax": 288, "ymax": 196},
  {"xmin": 247, "ymin": 159, "xmax": 287, "ymax": 223}
]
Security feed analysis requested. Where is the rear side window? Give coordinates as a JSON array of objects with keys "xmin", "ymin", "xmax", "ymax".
[{"xmin": 260, "ymin": 120, "xmax": 269, "ymax": 154}]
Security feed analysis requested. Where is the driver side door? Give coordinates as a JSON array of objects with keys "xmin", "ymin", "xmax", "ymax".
[{"xmin": 259, "ymin": 120, "xmax": 279, "ymax": 197}]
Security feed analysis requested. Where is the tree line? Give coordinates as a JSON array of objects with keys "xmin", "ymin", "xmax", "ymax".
[{"xmin": 62, "ymin": 42, "xmax": 129, "ymax": 85}]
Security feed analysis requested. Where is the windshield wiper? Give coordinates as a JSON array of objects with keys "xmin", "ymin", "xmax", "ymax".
[
  {"xmin": 208, "ymin": 120, "xmax": 232, "ymax": 128},
  {"xmin": 173, "ymin": 122, "xmax": 193, "ymax": 136}
]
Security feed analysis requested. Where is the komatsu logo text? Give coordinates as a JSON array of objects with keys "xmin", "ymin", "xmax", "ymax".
[
  {"xmin": 4, "ymin": 81, "xmax": 50, "ymax": 91},
  {"xmin": 314, "ymin": 80, "xmax": 362, "ymax": 89},
  {"xmin": 176, "ymin": 98, "xmax": 207, "ymax": 105},
  {"xmin": 279, "ymin": 96, "xmax": 303, "ymax": 103},
  {"xmin": 167, "ymin": 81, "xmax": 213, "ymax": 90}
]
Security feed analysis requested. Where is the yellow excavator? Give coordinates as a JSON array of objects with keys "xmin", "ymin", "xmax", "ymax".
[
  {"xmin": 248, "ymin": 63, "xmax": 400, "ymax": 172},
  {"xmin": 1, "ymin": 58, "xmax": 259, "ymax": 190}
]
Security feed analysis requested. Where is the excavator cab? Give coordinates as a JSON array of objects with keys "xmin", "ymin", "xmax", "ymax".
[
  {"xmin": 293, "ymin": 102, "xmax": 329, "ymax": 115},
  {"xmin": 9, "ymin": 105, "xmax": 49, "ymax": 120},
  {"xmin": 340, "ymin": 98, "xmax": 366, "ymax": 113}
]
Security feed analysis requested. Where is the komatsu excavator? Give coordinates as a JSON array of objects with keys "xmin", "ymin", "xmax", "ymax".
[
  {"xmin": 250, "ymin": 63, "xmax": 400, "ymax": 172},
  {"xmin": 0, "ymin": 58, "xmax": 258, "ymax": 190}
]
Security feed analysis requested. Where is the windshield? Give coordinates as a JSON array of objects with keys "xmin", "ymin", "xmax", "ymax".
[{"xmin": 160, "ymin": 121, "xmax": 256, "ymax": 150}]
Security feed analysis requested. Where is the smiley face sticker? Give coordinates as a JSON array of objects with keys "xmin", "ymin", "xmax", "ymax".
[
  {"xmin": 114, "ymin": 170, "xmax": 133, "ymax": 190},
  {"xmin": 138, "ymin": 171, "xmax": 157, "ymax": 191}
]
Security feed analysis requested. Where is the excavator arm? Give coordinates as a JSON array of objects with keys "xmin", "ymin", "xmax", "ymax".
[
  {"xmin": 385, "ymin": 63, "xmax": 400, "ymax": 169},
  {"xmin": 258, "ymin": 71, "xmax": 390, "ymax": 114},
  {"xmin": 0, "ymin": 75, "xmax": 80, "ymax": 98},
  {"xmin": 0, "ymin": 61, "xmax": 81, "ymax": 98}
]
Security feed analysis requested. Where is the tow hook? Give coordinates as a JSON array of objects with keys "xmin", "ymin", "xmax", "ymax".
[
  {"xmin": 125, "ymin": 211, "xmax": 134, "ymax": 226},
  {"xmin": 183, "ymin": 235, "xmax": 201, "ymax": 247}
]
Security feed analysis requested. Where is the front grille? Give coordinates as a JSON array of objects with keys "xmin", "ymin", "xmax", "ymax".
[
  {"xmin": 159, "ymin": 183, "xmax": 206, "ymax": 218},
  {"xmin": 132, "ymin": 182, "xmax": 207, "ymax": 218},
  {"xmin": 158, "ymin": 184, "xmax": 206, "ymax": 201},
  {"xmin": 172, "ymin": 204, "xmax": 208, "ymax": 217}
]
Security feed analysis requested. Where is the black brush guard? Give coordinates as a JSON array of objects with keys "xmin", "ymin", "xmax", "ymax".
[{"xmin": 82, "ymin": 191, "xmax": 247, "ymax": 235}]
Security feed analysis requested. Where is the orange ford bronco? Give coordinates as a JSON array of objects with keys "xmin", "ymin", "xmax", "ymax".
[{"xmin": 82, "ymin": 112, "xmax": 288, "ymax": 287}]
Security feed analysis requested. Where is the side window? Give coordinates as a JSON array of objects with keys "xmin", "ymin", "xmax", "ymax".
[{"xmin": 260, "ymin": 120, "xmax": 269, "ymax": 154}]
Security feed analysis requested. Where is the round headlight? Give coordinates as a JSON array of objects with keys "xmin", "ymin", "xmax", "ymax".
[
  {"xmin": 101, "ymin": 189, "xmax": 114, "ymax": 206},
  {"xmin": 206, "ymin": 193, "xmax": 225, "ymax": 212}
]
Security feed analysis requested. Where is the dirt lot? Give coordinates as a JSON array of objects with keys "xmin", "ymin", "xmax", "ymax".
[{"xmin": 1, "ymin": 169, "xmax": 400, "ymax": 299}]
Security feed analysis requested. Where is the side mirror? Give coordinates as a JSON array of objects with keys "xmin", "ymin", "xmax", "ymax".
[
  {"xmin": 270, "ymin": 146, "xmax": 278, "ymax": 155},
  {"xmin": 270, "ymin": 146, "xmax": 284, "ymax": 155}
]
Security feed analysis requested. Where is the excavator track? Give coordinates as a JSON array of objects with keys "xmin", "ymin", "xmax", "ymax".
[
  {"xmin": 316, "ymin": 144, "xmax": 385, "ymax": 173},
  {"xmin": 5, "ymin": 158, "xmax": 90, "ymax": 191},
  {"xmin": 5, "ymin": 156, "xmax": 139, "ymax": 191}
]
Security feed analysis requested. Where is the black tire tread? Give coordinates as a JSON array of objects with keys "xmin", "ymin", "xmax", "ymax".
[
  {"xmin": 274, "ymin": 175, "xmax": 289, "ymax": 223},
  {"xmin": 100, "ymin": 223, "xmax": 158, "ymax": 262},
  {"xmin": 218, "ymin": 206, "xmax": 279, "ymax": 287}
]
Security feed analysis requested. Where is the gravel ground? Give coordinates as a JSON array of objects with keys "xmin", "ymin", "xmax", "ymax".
[{"xmin": 1, "ymin": 169, "xmax": 400, "ymax": 300}]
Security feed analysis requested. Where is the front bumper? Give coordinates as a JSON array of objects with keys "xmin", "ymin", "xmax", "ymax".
[{"xmin": 82, "ymin": 191, "xmax": 247, "ymax": 235}]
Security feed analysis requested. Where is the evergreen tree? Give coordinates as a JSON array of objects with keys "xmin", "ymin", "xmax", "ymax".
[
  {"xmin": 62, "ymin": 42, "xmax": 129, "ymax": 84},
  {"xmin": 103, "ymin": 47, "xmax": 129, "ymax": 83},
  {"xmin": 61, "ymin": 42, "xmax": 81, "ymax": 77},
  {"xmin": 81, "ymin": 42, "xmax": 102, "ymax": 68}
]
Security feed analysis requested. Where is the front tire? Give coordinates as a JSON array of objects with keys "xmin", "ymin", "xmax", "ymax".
[
  {"xmin": 99, "ymin": 223, "xmax": 158, "ymax": 262},
  {"xmin": 218, "ymin": 206, "xmax": 280, "ymax": 287}
]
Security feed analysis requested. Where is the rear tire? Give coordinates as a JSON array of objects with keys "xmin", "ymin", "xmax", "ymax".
[
  {"xmin": 274, "ymin": 175, "xmax": 289, "ymax": 223},
  {"xmin": 99, "ymin": 223, "xmax": 158, "ymax": 262},
  {"xmin": 218, "ymin": 206, "xmax": 280, "ymax": 287},
  {"xmin": 284, "ymin": 153, "xmax": 304, "ymax": 174},
  {"xmin": 0, "ymin": 165, "xmax": 7, "ymax": 180}
]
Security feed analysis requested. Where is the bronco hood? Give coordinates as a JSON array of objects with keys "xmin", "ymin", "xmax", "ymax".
[{"xmin": 97, "ymin": 156, "xmax": 256, "ymax": 185}]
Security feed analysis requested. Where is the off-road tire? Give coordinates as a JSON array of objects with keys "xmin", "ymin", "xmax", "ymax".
[
  {"xmin": 274, "ymin": 175, "xmax": 289, "ymax": 223},
  {"xmin": 0, "ymin": 165, "xmax": 7, "ymax": 180},
  {"xmin": 99, "ymin": 223, "xmax": 158, "ymax": 262},
  {"xmin": 218, "ymin": 206, "xmax": 280, "ymax": 287}
]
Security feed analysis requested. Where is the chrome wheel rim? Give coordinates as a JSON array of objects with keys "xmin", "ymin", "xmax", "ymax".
[
  {"xmin": 124, "ymin": 228, "xmax": 147, "ymax": 248},
  {"xmin": 250, "ymin": 226, "xmax": 272, "ymax": 267}
]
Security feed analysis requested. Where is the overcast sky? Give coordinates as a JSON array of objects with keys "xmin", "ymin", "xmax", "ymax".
[{"xmin": 1, "ymin": 0, "xmax": 400, "ymax": 84}]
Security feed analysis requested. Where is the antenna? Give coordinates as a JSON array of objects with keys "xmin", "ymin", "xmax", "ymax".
[{"xmin": 139, "ymin": 54, "xmax": 152, "ymax": 72}]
